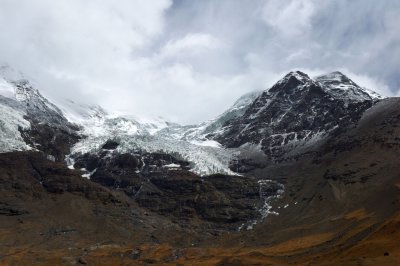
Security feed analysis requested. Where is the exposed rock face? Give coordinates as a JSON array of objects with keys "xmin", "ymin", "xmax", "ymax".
[
  {"xmin": 0, "ymin": 151, "xmax": 123, "ymax": 203},
  {"xmin": 13, "ymin": 80, "xmax": 82, "ymax": 161},
  {"xmin": 101, "ymin": 139, "xmax": 119, "ymax": 150},
  {"xmin": 133, "ymin": 173, "xmax": 264, "ymax": 228},
  {"xmin": 73, "ymin": 147, "xmax": 191, "ymax": 174},
  {"xmin": 19, "ymin": 123, "xmax": 80, "ymax": 162},
  {"xmin": 72, "ymin": 147, "xmax": 280, "ymax": 230},
  {"xmin": 0, "ymin": 74, "xmax": 81, "ymax": 161},
  {"xmin": 213, "ymin": 71, "xmax": 376, "ymax": 161},
  {"xmin": 2, "ymin": 68, "xmax": 382, "ymax": 175}
]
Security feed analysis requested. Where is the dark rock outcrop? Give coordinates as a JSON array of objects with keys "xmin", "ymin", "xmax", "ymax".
[
  {"xmin": 71, "ymin": 150, "xmax": 278, "ymax": 230},
  {"xmin": 213, "ymin": 71, "xmax": 376, "ymax": 162},
  {"xmin": 0, "ymin": 151, "xmax": 122, "ymax": 203},
  {"xmin": 10, "ymin": 79, "xmax": 82, "ymax": 161},
  {"xmin": 101, "ymin": 139, "xmax": 119, "ymax": 150}
]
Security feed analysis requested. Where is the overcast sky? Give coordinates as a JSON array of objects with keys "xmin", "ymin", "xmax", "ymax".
[{"xmin": 0, "ymin": 0, "xmax": 399, "ymax": 124}]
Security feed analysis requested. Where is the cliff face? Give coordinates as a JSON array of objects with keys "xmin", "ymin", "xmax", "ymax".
[{"xmin": 214, "ymin": 71, "xmax": 377, "ymax": 161}]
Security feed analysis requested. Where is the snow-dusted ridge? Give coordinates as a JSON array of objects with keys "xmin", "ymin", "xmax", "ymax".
[
  {"xmin": 59, "ymin": 89, "xmax": 263, "ymax": 175},
  {"xmin": 314, "ymin": 71, "xmax": 383, "ymax": 102},
  {"xmin": 64, "ymin": 104, "xmax": 237, "ymax": 175},
  {"xmin": 0, "ymin": 66, "xmax": 386, "ymax": 176},
  {"xmin": 154, "ymin": 90, "xmax": 262, "ymax": 143},
  {"xmin": 0, "ymin": 66, "xmax": 32, "ymax": 152}
]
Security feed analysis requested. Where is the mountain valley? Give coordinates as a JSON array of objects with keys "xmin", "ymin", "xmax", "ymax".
[{"xmin": 0, "ymin": 66, "xmax": 399, "ymax": 265}]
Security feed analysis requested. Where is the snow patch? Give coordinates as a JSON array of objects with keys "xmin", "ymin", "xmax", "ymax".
[
  {"xmin": 71, "ymin": 134, "xmax": 237, "ymax": 176},
  {"xmin": 189, "ymin": 139, "xmax": 222, "ymax": 148},
  {"xmin": 163, "ymin": 163, "xmax": 181, "ymax": 168},
  {"xmin": 0, "ymin": 98, "xmax": 31, "ymax": 152},
  {"xmin": 238, "ymin": 179, "xmax": 284, "ymax": 231},
  {"xmin": 82, "ymin": 168, "xmax": 97, "ymax": 179}
]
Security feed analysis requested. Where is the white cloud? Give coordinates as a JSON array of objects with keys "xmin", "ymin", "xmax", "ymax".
[
  {"xmin": 0, "ymin": 0, "xmax": 399, "ymax": 124},
  {"xmin": 0, "ymin": 0, "xmax": 172, "ymax": 96},
  {"xmin": 261, "ymin": 0, "xmax": 316, "ymax": 38},
  {"xmin": 345, "ymin": 72, "xmax": 393, "ymax": 97},
  {"xmin": 161, "ymin": 33, "xmax": 223, "ymax": 57}
]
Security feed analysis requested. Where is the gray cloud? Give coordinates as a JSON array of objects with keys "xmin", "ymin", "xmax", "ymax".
[{"xmin": 0, "ymin": 0, "xmax": 399, "ymax": 124}]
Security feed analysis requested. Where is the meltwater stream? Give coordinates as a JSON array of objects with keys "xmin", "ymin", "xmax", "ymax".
[{"xmin": 238, "ymin": 179, "xmax": 285, "ymax": 231}]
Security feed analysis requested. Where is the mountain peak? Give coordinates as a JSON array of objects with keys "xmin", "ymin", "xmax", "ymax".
[
  {"xmin": 13, "ymin": 79, "xmax": 41, "ymax": 102},
  {"xmin": 314, "ymin": 71, "xmax": 383, "ymax": 101},
  {"xmin": 282, "ymin": 71, "xmax": 311, "ymax": 83},
  {"xmin": 0, "ymin": 65, "xmax": 42, "ymax": 103},
  {"xmin": 315, "ymin": 71, "xmax": 354, "ymax": 85},
  {"xmin": 287, "ymin": 70, "xmax": 310, "ymax": 79},
  {"xmin": 269, "ymin": 71, "xmax": 311, "ymax": 93},
  {"xmin": 279, "ymin": 71, "xmax": 312, "ymax": 84}
]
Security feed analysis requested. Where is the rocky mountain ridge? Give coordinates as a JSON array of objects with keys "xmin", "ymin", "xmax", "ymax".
[
  {"xmin": 2, "ymin": 66, "xmax": 400, "ymax": 265},
  {"xmin": 0, "ymin": 67, "xmax": 384, "ymax": 176},
  {"xmin": 213, "ymin": 71, "xmax": 380, "ymax": 163}
]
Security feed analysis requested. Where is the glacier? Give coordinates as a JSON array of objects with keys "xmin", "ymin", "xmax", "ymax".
[
  {"xmin": 66, "ymin": 106, "xmax": 239, "ymax": 176},
  {"xmin": 0, "ymin": 66, "xmax": 387, "ymax": 176}
]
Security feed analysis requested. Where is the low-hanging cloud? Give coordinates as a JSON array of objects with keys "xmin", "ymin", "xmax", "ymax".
[{"xmin": 0, "ymin": 0, "xmax": 399, "ymax": 124}]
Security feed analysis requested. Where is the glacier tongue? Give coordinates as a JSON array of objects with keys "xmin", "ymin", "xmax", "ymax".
[
  {"xmin": 60, "ymin": 95, "xmax": 242, "ymax": 176},
  {"xmin": 68, "ymin": 109, "xmax": 238, "ymax": 176},
  {"xmin": 71, "ymin": 134, "xmax": 237, "ymax": 176}
]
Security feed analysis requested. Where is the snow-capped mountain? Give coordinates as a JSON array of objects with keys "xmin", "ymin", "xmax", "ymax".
[
  {"xmin": 55, "ymin": 98, "xmax": 173, "ymax": 137},
  {"xmin": 315, "ymin": 71, "xmax": 383, "ymax": 101},
  {"xmin": 213, "ymin": 71, "xmax": 381, "ymax": 161},
  {"xmin": 65, "ymin": 89, "xmax": 262, "ymax": 175},
  {"xmin": 50, "ymin": 97, "xmax": 236, "ymax": 175},
  {"xmin": 67, "ymin": 104, "xmax": 237, "ymax": 175},
  {"xmin": 0, "ymin": 66, "xmax": 384, "ymax": 175},
  {"xmin": 0, "ymin": 67, "xmax": 236, "ymax": 175},
  {"xmin": 0, "ymin": 65, "xmax": 78, "ymax": 131},
  {"xmin": 155, "ymin": 90, "xmax": 262, "ymax": 145},
  {"xmin": 0, "ymin": 96, "xmax": 30, "ymax": 152},
  {"xmin": 0, "ymin": 65, "xmax": 80, "ymax": 160},
  {"xmin": 0, "ymin": 66, "xmax": 38, "ymax": 152}
]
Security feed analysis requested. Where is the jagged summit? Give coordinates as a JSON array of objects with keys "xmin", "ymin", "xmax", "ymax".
[
  {"xmin": 212, "ymin": 70, "xmax": 380, "ymax": 160},
  {"xmin": 270, "ymin": 71, "xmax": 311, "ymax": 93},
  {"xmin": 269, "ymin": 70, "xmax": 382, "ymax": 102},
  {"xmin": 0, "ymin": 65, "xmax": 62, "ymax": 115},
  {"xmin": 0, "ymin": 66, "xmax": 386, "ymax": 173},
  {"xmin": 0, "ymin": 68, "xmax": 81, "ymax": 160},
  {"xmin": 315, "ymin": 71, "xmax": 358, "ymax": 91},
  {"xmin": 285, "ymin": 70, "xmax": 311, "ymax": 81},
  {"xmin": 0, "ymin": 65, "xmax": 43, "ymax": 103},
  {"xmin": 315, "ymin": 71, "xmax": 380, "ymax": 101}
]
